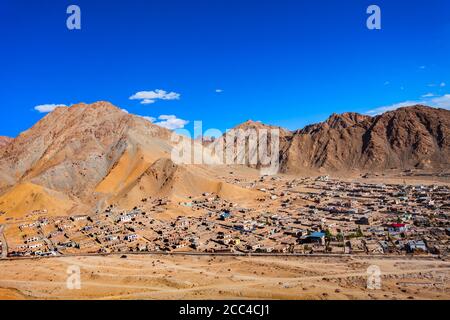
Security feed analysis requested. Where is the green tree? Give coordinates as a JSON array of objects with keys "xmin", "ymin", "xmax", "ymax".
[{"xmin": 356, "ymin": 227, "xmax": 363, "ymax": 238}]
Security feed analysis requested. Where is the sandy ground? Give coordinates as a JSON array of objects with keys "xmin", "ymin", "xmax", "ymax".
[{"xmin": 0, "ymin": 254, "xmax": 448, "ymax": 300}]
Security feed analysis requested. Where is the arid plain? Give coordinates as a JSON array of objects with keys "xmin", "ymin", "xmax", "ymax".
[{"xmin": 0, "ymin": 254, "xmax": 449, "ymax": 300}]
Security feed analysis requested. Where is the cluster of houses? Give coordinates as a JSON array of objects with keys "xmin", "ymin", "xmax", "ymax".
[{"xmin": 2, "ymin": 176, "xmax": 449, "ymax": 258}]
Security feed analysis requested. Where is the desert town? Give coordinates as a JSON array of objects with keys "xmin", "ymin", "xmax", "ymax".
[{"xmin": 1, "ymin": 175, "xmax": 449, "ymax": 260}]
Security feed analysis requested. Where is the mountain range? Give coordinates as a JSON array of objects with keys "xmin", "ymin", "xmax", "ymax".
[
  {"xmin": 281, "ymin": 105, "xmax": 449, "ymax": 173},
  {"xmin": 0, "ymin": 101, "xmax": 448, "ymax": 219}
]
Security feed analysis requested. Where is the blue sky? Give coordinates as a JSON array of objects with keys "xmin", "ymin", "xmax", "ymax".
[{"xmin": 1, "ymin": 0, "xmax": 449, "ymax": 137}]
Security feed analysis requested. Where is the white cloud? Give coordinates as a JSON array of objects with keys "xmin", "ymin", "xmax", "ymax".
[
  {"xmin": 141, "ymin": 116, "xmax": 156, "ymax": 123},
  {"xmin": 34, "ymin": 104, "xmax": 67, "ymax": 113},
  {"xmin": 428, "ymin": 82, "xmax": 446, "ymax": 87},
  {"xmin": 129, "ymin": 89, "xmax": 180, "ymax": 104},
  {"xmin": 154, "ymin": 115, "xmax": 189, "ymax": 130},
  {"xmin": 421, "ymin": 93, "xmax": 435, "ymax": 98},
  {"xmin": 141, "ymin": 99, "xmax": 156, "ymax": 105},
  {"xmin": 383, "ymin": 81, "xmax": 390, "ymax": 86},
  {"xmin": 419, "ymin": 65, "xmax": 426, "ymax": 69},
  {"xmin": 366, "ymin": 94, "xmax": 450, "ymax": 116},
  {"xmin": 431, "ymin": 94, "xmax": 450, "ymax": 109},
  {"xmin": 121, "ymin": 109, "xmax": 129, "ymax": 114},
  {"xmin": 366, "ymin": 101, "xmax": 420, "ymax": 116},
  {"xmin": 123, "ymin": 111, "xmax": 185, "ymax": 129},
  {"xmin": 158, "ymin": 115, "xmax": 174, "ymax": 120},
  {"xmin": 215, "ymin": 89, "xmax": 223, "ymax": 93}
]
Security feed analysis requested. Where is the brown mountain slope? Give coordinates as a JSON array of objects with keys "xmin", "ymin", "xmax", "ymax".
[
  {"xmin": 0, "ymin": 101, "xmax": 173, "ymax": 198},
  {"xmin": 217, "ymin": 106, "xmax": 449, "ymax": 173},
  {"xmin": 0, "ymin": 136, "xmax": 12, "ymax": 149},
  {"xmin": 282, "ymin": 112, "xmax": 373, "ymax": 172},
  {"xmin": 0, "ymin": 137, "xmax": 14, "ymax": 189},
  {"xmin": 282, "ymin": 105, "xmax": 450, "ymax": 173},
  {"xmin": 0, "ymin": 183, "xmax": 85, "ymax": 223},
  {"xmin": 0, "ymin": 101, "xmax": 258, "ymax": 217},
  {"xmin": 111, "ymin": 158, "xmax": 259, "ymax": 210},
  {"xmin": 358, "ymin": 105, "xmax": 450, "ymax": 170},
  {"xmin": 209, "ymin": 120, "xmax": 292, "ymax": 172}
]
